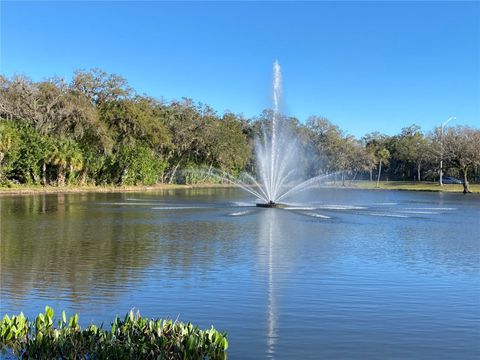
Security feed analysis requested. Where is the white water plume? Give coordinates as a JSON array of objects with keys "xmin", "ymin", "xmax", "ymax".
[
  {"xmin": 185, "ymin": 61, "xmax": 335, "ymax": 205},
  {"xmin": 252, "ymin": 61, "xmax": 335, "ymax": 203}
]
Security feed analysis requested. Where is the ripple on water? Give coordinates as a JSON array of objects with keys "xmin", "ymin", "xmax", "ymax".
[{"xmin": 1, "ymin": 189, "xmax": 479, "ymax": 359}]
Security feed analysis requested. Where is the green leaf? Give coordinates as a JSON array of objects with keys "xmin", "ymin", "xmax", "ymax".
[
  {"xmin": 69, "ymin": 314, "xmax": 78, "ymax": 328},
  {"xmin": 45, "ymin": 306, "xmax": 54, "ymax": 320}
]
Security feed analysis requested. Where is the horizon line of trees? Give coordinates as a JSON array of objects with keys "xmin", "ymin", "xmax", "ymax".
[{"xmin": 1, "ymin": 69, "xmax": 479, "ymax": 192}]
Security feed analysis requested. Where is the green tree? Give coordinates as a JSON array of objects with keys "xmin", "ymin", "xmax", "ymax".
[
  {"xmin": 0, "ymin": 120, "xmax": 19, "ymax": 182},
  {"xmin": 49, "ymin": 139, "xmax": 71, "ymax": 186},
  {"xmin": 376, "ymin": 148, "xmax": 390, "ymax": 187},
  {"xmin": 114, "ymin": 145, "xmax": 166, "ymax": 185},
  {"xmin": 393, "ymin": 125, "xmax": 429, "ymax": 181},
  {"xmin": 305, "ymin": 116, "xmax": 345, "ymax": 174},
  {"xmin": 72, "ymin": 68, "xmax": 132, "ymax": 105},
  {"xmin": 0, "ymin": 121, "xmax": 15, "ymax": 168},
  {"xmin": 362, "ymin": 132, "xmax": 388, "ymax": 181},
  {"xmin": 163, "ymin": 100, "xmax": 210, "ymax": 183},
  {"xmin": 13, "ymin": 125, "xmax": 50, "ymax": 184},
  {"xmin": 442, "ymin": 126, "xmax": 480, "ymax": 193},
  {"xmin": 203, "ymin": 112, "xmax": 251, "ymax": 172}
]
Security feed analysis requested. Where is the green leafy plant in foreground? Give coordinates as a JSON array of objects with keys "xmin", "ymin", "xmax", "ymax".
[{"xmin": 0, "ymin": 306, "xmax": 228, "ymax": 359}]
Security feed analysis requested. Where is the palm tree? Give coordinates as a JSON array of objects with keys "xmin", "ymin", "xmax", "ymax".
[
  {"xmin": 49, "ymin": 140, "xmax": 70, "ymax": 186},
  {"xmin": 67, "ymin": 147, "xmax": 84, "ymax": 185},
  {"xmin": 376, "ymin": 148, "xmax": 390, "ymax": 188}
]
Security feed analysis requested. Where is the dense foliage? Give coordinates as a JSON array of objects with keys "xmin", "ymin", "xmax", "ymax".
[
  {"xmin": 0, "ymin": 306, "xmax": 228, "ymax": 359},
  {"xmin": 1, "ymin": 70, "xmax": 479, "ymax": 190}
]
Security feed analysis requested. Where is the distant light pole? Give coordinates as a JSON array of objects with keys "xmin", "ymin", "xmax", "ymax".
[{"xmin": 439, "ymin": 116, "xmax": 456, "ymax": 186}]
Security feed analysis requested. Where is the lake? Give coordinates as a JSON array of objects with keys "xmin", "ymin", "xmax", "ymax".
[{"xmin": 1, "ymin": 188, "xmax": 479, "ymax": 359}]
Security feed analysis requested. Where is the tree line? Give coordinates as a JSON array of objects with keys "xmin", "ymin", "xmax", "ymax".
[{"xmin": 1, "ymin": 69, "xmax": 479, "ymax": 192}]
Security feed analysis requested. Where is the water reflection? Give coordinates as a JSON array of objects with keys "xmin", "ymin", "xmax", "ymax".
[
  {"xmin": 254, "ymin": 208, "xmax": 333, "ymax": 358},
  {"xmin": 1, "ymin": 190, "xmax": 479, "ymax": 359},
  {"xmin": 0, "ymin": 193, "xmax": 241, "ymax": 307},
  {"xmin": 2, "ymin": 197, "xmax": 155, "ymax": 304},
  {"xmin": 258, "ymin": 210, "xmax": 279, "ymax": 358}
]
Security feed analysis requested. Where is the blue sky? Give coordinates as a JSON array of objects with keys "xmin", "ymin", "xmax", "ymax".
[{"xmin": 1, "ymin": 1, "xmax": 479, "ymax": 137}]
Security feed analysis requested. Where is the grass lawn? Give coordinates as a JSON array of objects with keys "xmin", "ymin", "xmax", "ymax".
[{"xmin": 346, "ymin": 181, "xmax": 480, "ymax": 193}]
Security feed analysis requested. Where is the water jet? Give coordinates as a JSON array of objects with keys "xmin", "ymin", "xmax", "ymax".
[{"xmin": 213, "ymin": 61, "xmax": 335, "ymax": 204}]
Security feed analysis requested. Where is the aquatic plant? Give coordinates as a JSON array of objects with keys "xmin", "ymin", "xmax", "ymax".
[{"xmin": 0, "ymin": 306, "xmax": 228, "ymax": 359}]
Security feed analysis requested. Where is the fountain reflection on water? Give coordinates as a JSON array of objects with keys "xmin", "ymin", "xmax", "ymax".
[{"xmin": 263, "ymin": 210, "xmax": 278, "ymax": 357}]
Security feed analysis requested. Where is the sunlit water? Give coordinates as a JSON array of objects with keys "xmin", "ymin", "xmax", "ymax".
[{"xmin": 1, "ymin": 188, "xmax": 479, "ymax": 359}]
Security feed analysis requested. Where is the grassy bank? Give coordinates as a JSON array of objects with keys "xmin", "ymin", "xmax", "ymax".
[
  {"xmin": 1, "ymin": 181, "xmax": 479, "ymax": 196},
  {"xmin": 0, "ymin": 183, "xmax": 235, "ymax": 196},
  {"xmin": 345, "ymin": 181, "xmax": 480, "ymax": 193}
]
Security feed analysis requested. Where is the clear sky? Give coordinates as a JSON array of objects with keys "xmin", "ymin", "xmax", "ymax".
[{"xmin": 1, "ymin": 1, "xmax": 479, "ymax": 137}]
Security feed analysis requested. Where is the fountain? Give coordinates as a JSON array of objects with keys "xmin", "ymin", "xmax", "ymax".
[
  {"xmin": 253, "ymin": 60, "xmax": 293, "ymax": 208},
  {"xmin": 253, "ymin": 61, "xmax": 334, "ymax": 206},
  {"xmin": 212, "ymin": 61, "xmax": 334, "ymax": 206}
]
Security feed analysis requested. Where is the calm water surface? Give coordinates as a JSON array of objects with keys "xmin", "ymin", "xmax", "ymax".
[{"xmin": 1, "ymin": 188, "xmax": 479, "ymax": 359}]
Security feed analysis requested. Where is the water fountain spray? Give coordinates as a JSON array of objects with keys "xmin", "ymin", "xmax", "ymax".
[{"xmin": 211, "ymin": 61, "xmax": 335, "ymax": 207}]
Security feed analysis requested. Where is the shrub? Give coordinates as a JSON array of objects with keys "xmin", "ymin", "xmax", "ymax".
[{"xmin": 0, "ymin": 306, "xmax": 228, "ymax": 359}]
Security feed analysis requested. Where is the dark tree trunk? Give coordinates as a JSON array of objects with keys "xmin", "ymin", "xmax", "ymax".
[{"xmin": 417, "ymin": 163, "xmax": 421, "ymax": 182}]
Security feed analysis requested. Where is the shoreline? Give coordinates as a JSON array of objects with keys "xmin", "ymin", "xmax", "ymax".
[
  {"xmin": 0, "ymin": 181, "xmax": 478, "ymax": 196},
  {"xmin": 0, "ymin": 183, "xmax": 236, "ymax": 196}
]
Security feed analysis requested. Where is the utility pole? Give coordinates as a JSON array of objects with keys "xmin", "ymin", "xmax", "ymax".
[{"xmin": 440, "ymin": 116, "xmax": 456, "ymax": 186}]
